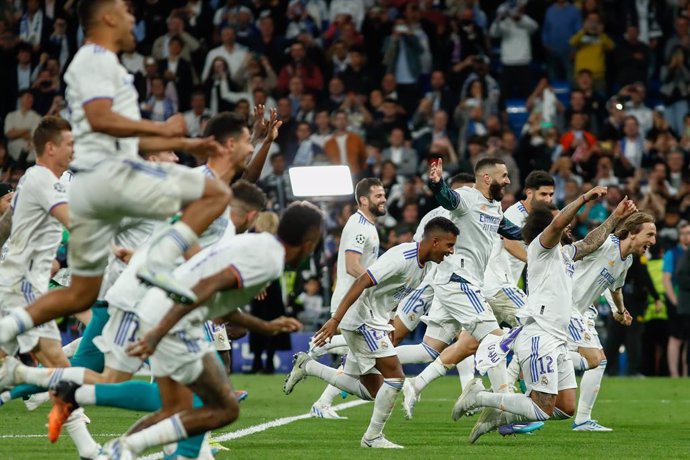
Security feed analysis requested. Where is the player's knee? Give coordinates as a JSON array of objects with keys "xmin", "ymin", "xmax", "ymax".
[
  {"xmin": 558, "ymin": 402, "xmax": 576, "ymax": 417},
  {"xmin": 585, "ymin": 354, "xmax": 602, "ymax": 369},
  {"xmin": 217, "ymin": 398, "xmax": 240, "ymax": 426}
]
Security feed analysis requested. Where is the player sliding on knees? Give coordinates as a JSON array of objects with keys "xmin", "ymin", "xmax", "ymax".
[
  {"xmin": 452, "ymin": 187, "xmax": 636, "ymax": 443},
  {"xmin": 284, "ymin": 217, "xmax": 458, "ymax": 449}
]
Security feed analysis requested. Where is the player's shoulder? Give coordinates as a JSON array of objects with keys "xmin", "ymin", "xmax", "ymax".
[
  {"xmin": 24, "ymin": 165, "xmax": 59, "ymax": 186},
  {"xmin": 345, "ymin": 211, "xmax": 373, "ymax": 230},
  {"xmin": 505, "ymin": 201, "xmax": 528, "ymax": 220}
]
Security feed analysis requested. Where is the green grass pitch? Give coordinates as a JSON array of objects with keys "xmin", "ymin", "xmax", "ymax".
[{"xmin": 0, "ymin": 376, "xmax": 688, "ymax": 459}]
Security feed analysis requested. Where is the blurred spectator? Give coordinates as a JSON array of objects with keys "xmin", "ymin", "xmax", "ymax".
[
  {"xmin": 151, "ymin": 12, "xmax": 200, "ymax": 61},
  {"xmin": 294, "ymin": 276, "xmax": 326, "ymax": 331},
  {"xmin": 622, "ymin": 83, "xmax": 653, "ymax": 136},
  {"xmin": 560, "ymin": 112, "xmax": 597, "ymax": 161},
  {"xmin": 382, "ymin": 20, "xmax": 423, "ymax": 115},
  {"xmin": 159, "ymin": 36, "xmax": 194, "ymax": 112},
  {"xmin": 664, "ymin": 15, "xmax": 690, "ymax": 61},
  {"xmin": 382, "ymin": 127, "xmax": 417, "ymax": 178},
  {"xmin": 423, "ymin": 70, "xmax": 457, "ymax": 118},
  {"xmin": 542, "ymin": 0, "xmax": 582, "ymax": 82},
  {"xmin": 251, "ymin": 15, "xmax": 286, "ymax": 73},
  {"xmin": 141, "ymin": 55, "xmax": 178, "ymax": 106},
  {"xmin": 309, "ymin": 109, "xmax": 332, "ymax": 149},
  {"xmin": 121, "ymin": 39, "xmax": 145, "ymax": 76},
  {"xmin": 613, "ymin": 25, "xmax": 651, "ymax": 89},
  {"xmin": 292, "ymin": 121, "xmax": 324, "ymax": 167},
  {"xmin": 141, "ymin": 76, "xmax": 177, "ymax": 121},
  {"xmin": 660, "ymin": 46, "xmax": 690, "ymax": 136},
  {"xmin": 615, "ymin": 115, "xmax": 646, "ymax": 172},
  {"xmin": 202, "ymin": 26, "xmax": 248, "ymax": 84},
  {"xmin": 574, "ymin": 70, "xmax": 607, "ymax": 135},
  {"xmin": 663, "ymin": 222, "xmax": 690, "ymax": 377},
  {"xmin": 569, "ymin": 12, "xmax": 614, "ymax": 90},
  {"xmin": 295, "ymin": 92, "xmax": 317, "ymax": 124},
  {"xmin": 45, "ymin": 16, "xmax": 74, "ymax": 72},
  {"xmin": 18, "ymin": 0, "xmax": 47, "ymax": 51},
  {"xmin": 489, "ymin": 3, "xmax": 538, "ymax": 99},
  {"xmin": 183, "ymin": 91, "xmax": 211, "ymax": 138},
  {"xmin": 460, "ymin": 55, "xmax": 500, "ymax": 117},
  {"xmin": 339, "ymin": 45, "xmax": 373, "ymax": 97},
  {"xmin": 258, "ymin": 152, "xmax": 294, "ymax": 213},
  {"xmin": 366, "ymin": 97, "xmax": 408, "ymax": 148},
  {"xmin": 329, "ymin": 0, "xmax": 366, "ymax": 32},
  {"xmin": 277, "ymin": 41, "xmax": 324, "ymax": 94},
  {"xmin": 203, "ymin": 56, "xmax": 235, "ymax": 115},
  {"xmin": 12, "ymin": 43, "xmax": 34, "ymax": 99},
  {"xmin": 416, "ymin": 110, "xmax": 458, "ymax": 161},
  {"xmin": 3, "ymin": 90, "xmax": 40, "ymax": 167},
  {"xmin": 286, "ymin": 1, "xmax": 320, "ymax": 41},
  {"xmin": 324, "ymin": 110, "xmax": 367, "ymax": 175}
]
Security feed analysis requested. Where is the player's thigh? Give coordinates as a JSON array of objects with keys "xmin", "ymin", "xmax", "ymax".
[
  {"xmin": 435, "ymin": 281, "xmax": 499, "ymax": 341},
  {"xmin": 487, "ymin": 289, "xmax": 524, "ymax": 327},
  {"xmin": 555, "ymin": 388, "xmax": 577, "ymax": 416},
  {"xmin": 93, "ymin": 308, "xmax": 144, "ymax": 375},
  {"xmin": 515, "ymin": 328, "xmax": 562, "ymax": 397},
  {"xmin": 32, "ymin": 336, "xmax": 70, "ymax": 367},
  {"xmin": 150, "ymin": 324, "xmax": 212, "ymax": 386},
  {"xmin": 69, "ymin": 213, "xmax": 119, "ymax": 277},
  {"xmin": 118, "ymin": 159, "xmax": 206, "ymax": 219},
  {"xmin": 188, "ymin": 352, "xmax": 238, "ymax": 419},
  {"xmin": 341, "ymin": 327, "xmax": 396, "ymax": 376},
  {"xmin": 18, "ymin": 320, "xmax": 62, "ymax": 355},
  {"xmin": 375, "ymin": 354, "xmax": 404, "ymax": 379},
  {"xmin": 156, "ymin": 376, "xmax": 195, "ymax": 413},
  {"xmin": 397, "ymin": 283, "xmax": 435, "ymax": 334},
  {"xmin": 422, "ymin": 296, "xmax": 461, "ymax": 346}
]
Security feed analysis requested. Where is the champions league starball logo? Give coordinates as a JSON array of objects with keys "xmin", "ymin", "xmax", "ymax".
[{"xmin": 355, "ymin": 234, "xmax": 365, "ymax": 245}]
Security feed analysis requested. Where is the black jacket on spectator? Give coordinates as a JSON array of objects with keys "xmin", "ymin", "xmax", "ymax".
[{"xmin": 159, "ymin": 58, "xmax": 194, "ymax": 112}]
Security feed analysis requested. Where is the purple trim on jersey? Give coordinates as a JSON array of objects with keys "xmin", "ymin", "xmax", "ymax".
[
  {"xmin": 570, "ymin": 245, "xmax": 578, "ymax": 261},
  {"xmin": 366, "ymin": 269, "xmax": 378, "ymax": 285},
  {"xmin": 48, "ymin": 201, "xmax": 67, "ymax": 214},
  {"xmin": 82, "ymin": 96, "xmax": 114, "ymax": 107},
  {"xmin": 537, "ymin": 235, "xmax": 555, "ymax": 250},
  {"xmin": 356, "ymin": 210, "xmax": 374, "ymax": 225},
  {"xmin": 344, "ymin": 249, "xmax": 363, "ymax": 254}
]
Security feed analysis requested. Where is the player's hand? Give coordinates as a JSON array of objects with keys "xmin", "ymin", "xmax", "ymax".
[
  {"xmin": 112, "ymin": 245, "xmax": 135, "ymax": 264},
  {"xmin": 264, "ymin": 108, "xmax": 282, "ymax": 143},
  {"xmin": 161, "ymin": 114, "xmax": 187, "ymax": 137},
  {"xmin": 583, "ymin": 185, "xmax": 607, "ymax": 203},
  {"xmin": 127, "ymin": 330, "xmax": 163, "ymax": 359},
  {"xmin": 428, "ymin": 158, "xmax": 443, "ymax": 184},
  {"xmin": 184, "ymin": 136, "xmax": 227, "ymax": 158},
  {"xmin": 267, "ymin": 316, "xmax": 302, "ymax": 335},
  {"xmin": 312, "ymin": 318, "xmax": 339, "ymax": 347},
  {"xmin": 255, "ymin": 289, "xmax": 268, "ymax": 301},
  {"xmin": 612, "ymin": 196, "xmax": 637, "ymax": 220},
  {"xmin": 251, "ymin": 104, "xmax": 268, "ymax": 140},
  {"xmin": 613, "ymin": 309, "xmax": 632, "ymax": 326}
]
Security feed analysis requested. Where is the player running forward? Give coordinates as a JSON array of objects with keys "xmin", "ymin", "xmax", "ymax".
[
  {"xmin": 309, "ymin": 178, "xmax": 386, "ymax": 419},
  {"xmin": 284, "ymin": 217, "xmax": 459, "ymax": 448},
  {"xmin": 0, "ymin": 0, "xmax": 232, "ymax": 350},
  {"xmin": 401, "ymin": 158, "xmax": 522, "ymax": 418},
  {"xmin": 569, "ymin": 212, "xmax": 656, "ymax": 432},
  {"xmin": 69, "ymin": 202, "xmax": 321, "ymax": 459},
  {"xmin": 452, "ymin": 188, "xmax": 636, "ymax": 443},
  {"xmin": 0, "ymin": 116, "xmax": 99, "ymax": 458},
  {"xmin": 482, "ymin": 171, "xmax": 555, "ymax": 328}
]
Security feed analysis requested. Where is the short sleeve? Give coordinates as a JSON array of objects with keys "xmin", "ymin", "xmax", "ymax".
[
  {"xmin": 223, "ymin": 240, "xmax": 282, "ymax": 289},
  {"xmin": 341, "ymin": 221, "xmax": 368, "ymax": 254},
  {"xmin": 454, "ymin": 187, "xmax": 475, "ymax": 213},
  {"xmin": 561, "ymin": 244, "xmax": 577, "ymax": 261},
  {"xmin": 75, "ymin": 49, "xmax": 118, "ymax": 105},
  {"xmin": 366, "ymin": 248, "xmax": 404, "ymax": 285},
  {"xmin": 33, "ymin": 173, "xmax": 68, "ymax": 214}
]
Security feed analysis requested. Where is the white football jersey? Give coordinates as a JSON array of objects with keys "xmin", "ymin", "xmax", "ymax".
[
  {"xmin": 65, "ymin": 44, "xmax": 140, "ymax": 171},
  {"xmin": 340, "ymin": 242, "xmax": 433, "ymax": 332},
  {"xmin": 572, "ymin": 235, "xmax": 631, "ymax": 314},
  {"xmin": 331, "ymin": 210, "xmax": 379, "ymax": 311},
  {"xmin": 195, "ymin": 165, "xmax": 233, "ymax": 248},
  {"xmin": 137, "ymin": 232, "xmax": 284, "ymax": 331},
  {"xmin": 413, "ymin": 206, "xmax": 450, "ymax": 242},
  {"xmin": 0, "ymin": 165, "xmax": 67, "ymax": 293},
  {"xmin": 517, "ymin": 235, "xmax": 577, "ymax": 343},
  {"xmin": 482, "ymin": 201, "xmax": 529, "ymax": 298},
  {"xmin": 435, "ymin": 187, "xmax": 504, "ymax": 287}
]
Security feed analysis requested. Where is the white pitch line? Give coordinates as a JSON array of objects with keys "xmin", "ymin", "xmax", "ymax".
[{"xmin": 140, "ymin": 399, "xmax": 369, "ymax": 460}]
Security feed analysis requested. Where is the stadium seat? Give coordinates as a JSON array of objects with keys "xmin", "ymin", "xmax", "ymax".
[{"xmin": 506, "ymin": 99, "xmax": 529, "ymax": 134}]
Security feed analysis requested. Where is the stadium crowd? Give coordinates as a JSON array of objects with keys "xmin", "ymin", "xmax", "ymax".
[{"xmin": 0, "ymin": 0, "xmax": 688, "ymax": 377}]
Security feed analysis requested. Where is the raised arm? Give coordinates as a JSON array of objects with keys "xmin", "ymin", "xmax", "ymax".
[
  {"xmin": 498, "ymin": 217, "xmax": 523, "ymax": 240},
  {"xmin": 312, "ymin": 272, "xmax": 374, "ymax": 346},
  {"xmin": 540, "ymin": 186, "xmax": 608, "ymax": 248},
  {"xmin": 572, "ymin": 196, "xmax": 637, "ymax": 261},
  {"xmin": 427, "ymin": 158, "xmax": 463, "ymax": 211},
  {"xmin": 243, "ymin": 108, "xmax": 282, "ymax": 183}
]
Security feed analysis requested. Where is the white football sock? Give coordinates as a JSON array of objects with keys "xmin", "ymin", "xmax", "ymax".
[
  {"xmin": 476, "ymin": 391, "xmax": 550, "ymax": 421},
  {"xmin": 364, "ymin": 378, "xmax": 403, "ymax": 439},
  {"xmin": 487, "ymin": 363, "xmax": 510, "ymax": 393},
  {"xmin": 575, "ymin": 359, "xmax": 607, "ymax": 424},
  {"xmin": 126, "ymin": 414, "xmax": 188, "ymax": 454},
  {"xmin": 414, "ymin": 357, "xmax": 452, "ymax": 392},
  {"xmin": 569, "ymin": 351, "xmax": 589, "ymax": 372},
  {"xmin": 147, "ymin": 221, "xmax": 199, "ymax": 270},
  {"xmin": 75, "ymin": 385, "xmax": 97, "ymax": 406},
  {"xmin": 0, "ymin": 391, "xmax": 11, "ymax": 404},
  {"xmin": 305, "ymin": 360, "xmax": 373, "ymax": 401},
  {"xmin": 64, "ymin": 408, "xmax": 100, "ymax": 459},
  {"xmin": 62, "ymin": 337, "xmax": 82, "ymax": 359},
  {"xmin": 0, "ymin": 309, "xmax": 33, "ymax": 342},
  {"xmin": 457, "ymin": 356, "xmax": 475, "ymax": 390},
  {"xmin": 16, "ymin": 365, "xmax": 85, "ymax": 388},
  {"xmin": 315, "ymin": 384, "xmax": 342, "ymax": 407},
  {"xmin": 396, "ymin": 343, "xmax": 439, "ymax": 364}
]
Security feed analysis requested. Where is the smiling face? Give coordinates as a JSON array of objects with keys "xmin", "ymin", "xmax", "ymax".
[
  {"xmin": 629, "ymin": 222, "xmax": 657, "ymax": 255},
  {"xmin": 363, "ymin": 185, "xmax": 387, "ymax": 217},
  {"xmin": 429, "ymin": 233, "xmax": 456, "ymax": 263}
]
